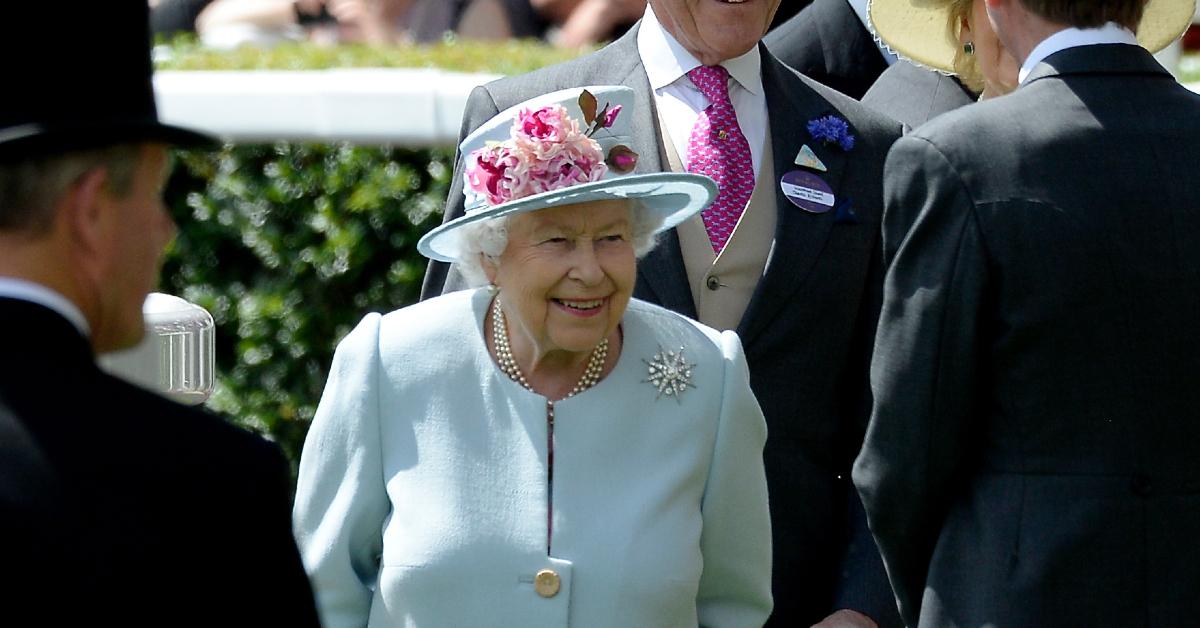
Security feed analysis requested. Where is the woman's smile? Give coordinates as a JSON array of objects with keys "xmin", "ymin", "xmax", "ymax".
[{"xmin": 552, "ymin": 297, "xmax": 608, "ymax": 317}]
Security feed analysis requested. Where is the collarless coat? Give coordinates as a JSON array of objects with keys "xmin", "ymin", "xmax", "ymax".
[{"xmin": 420, "ymin": 22, "xmax": 904, "ymax": 626}]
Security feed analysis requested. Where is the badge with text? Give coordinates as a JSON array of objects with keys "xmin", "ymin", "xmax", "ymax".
[{"xmin": 780, "ymin": 170, "xmax": 835, "ymax": 214}]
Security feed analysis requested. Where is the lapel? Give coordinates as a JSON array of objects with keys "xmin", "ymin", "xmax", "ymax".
[
  {"xmin": 619, "ymin": 23, "xmax": 700, "ymax": 319},
  {"xmin": 735, "ymin": 48, "xmax": 852, "ymax": 346}
]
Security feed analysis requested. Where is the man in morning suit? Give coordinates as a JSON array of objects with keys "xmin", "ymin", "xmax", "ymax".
[
  {"xmin": 853, "ymin": 0, "xmax": 1200, "ymax": 624},
  {"xmin": 0, "ymin": 3, "xmax": 320, "ymax": 626},
  {"xmin": 421, "ymin": 1, "xmax": 904, "ymax": 625},
  {"xmin": 761, "ymin": 0, "xmax": 894, "ymax": 99}
]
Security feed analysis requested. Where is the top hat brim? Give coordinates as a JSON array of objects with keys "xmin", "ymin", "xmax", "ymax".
[
  {"xmin": 0, "ymin": 119, "xmax": 216, "ymax": 162},
  {"xmin": 867, "ymin": 0, "xmax": 1198, "ymax": 75},
  {"xmin": 417, "ymin": 172, "xmax": 718, "ymax": 263}
]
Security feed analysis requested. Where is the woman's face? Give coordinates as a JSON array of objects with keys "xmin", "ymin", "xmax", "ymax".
[
  {"xmin": 963, "ymin": 0, "xmax": 1020, "ymax": 97},
  {"xmin": 486, "ymin": 198, "xmax": 636, "ymax": 361}
]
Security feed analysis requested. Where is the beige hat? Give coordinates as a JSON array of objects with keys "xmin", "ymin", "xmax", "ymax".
[{"xmin": 867, "ymin": 0, "xmax": 1197, "ymax": 73}]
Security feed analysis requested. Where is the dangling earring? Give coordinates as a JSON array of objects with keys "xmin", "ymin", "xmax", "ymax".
[{"xmin": 963, "ymin": 41, "xmax": 975, "ymax": 55}]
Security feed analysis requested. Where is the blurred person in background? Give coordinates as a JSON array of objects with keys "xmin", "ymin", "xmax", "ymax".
[
  {"xmin": 195, "ymin": 0, "xmax": 415, "ymax": 46},
  {"xmin": 406, "ymin": 0, "xmax": 645, "ymax": 47},
  {"xmin": 150, "ymin": 0, "xmax": 217, "ymax": 37},
  {"xmin": 0, "ymin": 2, "xmax": 320, "ymax": 626}
]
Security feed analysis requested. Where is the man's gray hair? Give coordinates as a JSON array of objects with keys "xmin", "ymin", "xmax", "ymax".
[
  {"xmin": 0, "ymin": 144, "xmax": 142, "ymax": 234},
  {"xmin": 455, "ymin": 201, "xmax": 662, "ymax": 287}
]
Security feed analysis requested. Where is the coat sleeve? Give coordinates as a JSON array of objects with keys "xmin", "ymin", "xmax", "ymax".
[
  {"xmin": 419, "ymin": 84, "xmax": 503, "ymax": 300},
  {"xmin": 293, "ymin": 313, "xmax": 391, "ymax": 628},
  {"xmin": 852, "ymin": 135, "xmax": 990, "ymax": 627},
  {"xmin": 697, "ymin": 330, "xmax": 774, "ymax": 628}
]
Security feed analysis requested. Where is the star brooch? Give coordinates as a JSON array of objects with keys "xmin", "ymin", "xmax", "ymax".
[{"xmin": 643, "ymin": 346, "xmax": 695, "ymax": 401}]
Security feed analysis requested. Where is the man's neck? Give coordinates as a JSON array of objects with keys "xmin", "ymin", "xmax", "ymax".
[{"xmin": 986, "ymin": 0, "xmax": 1069, "ymax": 65}]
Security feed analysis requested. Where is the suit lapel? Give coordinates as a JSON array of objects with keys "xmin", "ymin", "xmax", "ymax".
[
  {"xmin": 618, "ymin": 25, "xmax": 698, "ymax": 319},
  {"xmin": 737, "ymin": 50, "xmax": 849, "ymax": 346}
]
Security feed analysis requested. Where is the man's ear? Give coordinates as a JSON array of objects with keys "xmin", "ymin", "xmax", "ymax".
[{"xmin": 61, "ymin": 166, "xmax": 113, "ymax": 271}]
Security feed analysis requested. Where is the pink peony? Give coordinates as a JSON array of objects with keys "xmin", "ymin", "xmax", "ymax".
[{"xmin": 465, "ymin": 103, "xmax": 609, "ymax": 206}]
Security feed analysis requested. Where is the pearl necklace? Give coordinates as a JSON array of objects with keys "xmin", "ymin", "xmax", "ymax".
[{"xmin": 491, "ymin": 297, "xmax": 608, "ymax": 399}]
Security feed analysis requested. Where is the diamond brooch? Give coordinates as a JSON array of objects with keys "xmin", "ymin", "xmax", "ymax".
[{"xmin": 644, "ymin": 346, "xmax": 695, "ymax": 401}]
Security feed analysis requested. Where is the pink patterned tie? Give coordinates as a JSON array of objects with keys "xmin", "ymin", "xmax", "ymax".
[{"xmin": 685, "ymin": 65, "xmax": 754, "ymax": 254}]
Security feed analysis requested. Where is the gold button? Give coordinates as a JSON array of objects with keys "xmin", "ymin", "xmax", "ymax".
[
  {"xmin": 717, "ymin": 129, "xmax": 729, "ymax": 141},
  {"xmin": 534, "ymin": 569, "xmax": 560, "ymax": 598}
]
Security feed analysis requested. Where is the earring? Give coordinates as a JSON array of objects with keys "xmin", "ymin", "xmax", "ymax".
[
  {"xmin": 963, "ymin": 41, "xmax": 975, "ymax": 55},
  {"xmin": 487, "ymin": 283, "xmax": 499, "ymax": 296}
]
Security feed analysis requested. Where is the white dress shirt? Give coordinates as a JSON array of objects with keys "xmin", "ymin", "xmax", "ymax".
[
  {"xmin": 0, "ymin": 276, "xmax": 89, "ymax": 338},
  {"xmin": 1019, "ymin": 22, "xmax": 1138, "ymax": 84},
  {"xmin": 636, "ymin": 4, "xmax": 768, "ymax": 179}
]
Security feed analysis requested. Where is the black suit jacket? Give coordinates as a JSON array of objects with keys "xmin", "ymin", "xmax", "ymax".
[
  {"xmin": 762, "ymin": 0, "xmax": 888, "ymax": 99},
  {"xmin": 421, "ymin": 23, "xmax": 904, "ymax": 626},
  {"xmin": 861, "ymin": 60, "xmax": 977, "ymax": 130},
  {"xmin": 0, "ymin": 298, "xmax": 320, "ymax": 627},
  {"xmin": 855, "ymin": 44, "xmax": 1200, "ymax": 627}
]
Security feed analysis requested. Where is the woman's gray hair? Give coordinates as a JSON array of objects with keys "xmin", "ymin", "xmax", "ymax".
[{"xmin": 454, "ymin": 200, "xmax": 662, "ymax": 287}]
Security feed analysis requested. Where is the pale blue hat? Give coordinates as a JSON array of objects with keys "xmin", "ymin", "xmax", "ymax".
[{"xmin": 417, "ymin": 85, "xmax": 716, "ymax": 263}]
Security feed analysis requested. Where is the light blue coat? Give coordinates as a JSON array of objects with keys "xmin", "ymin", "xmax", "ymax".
[{"xmin": 294, "ymin": 289, "xmax": 772, "ymax": 628}]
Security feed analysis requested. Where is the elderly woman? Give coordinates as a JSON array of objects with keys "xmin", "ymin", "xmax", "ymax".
[{"xmin": 293, "ymin": 86, "xmax": 773, "ymax": 628}]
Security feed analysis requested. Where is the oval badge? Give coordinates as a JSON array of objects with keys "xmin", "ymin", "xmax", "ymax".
[{"xmin": 780, "ymin": 169, "xmax": 835, "ymax": 214}]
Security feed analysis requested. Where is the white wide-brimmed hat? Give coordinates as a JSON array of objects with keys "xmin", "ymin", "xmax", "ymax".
[
  {"xmin": 867, "ymin": 0, "xmax": 1197, "ymax": 74},
  {"xmin": 417, "ymin": 85, "xmax": 717, "ymax": 262}
]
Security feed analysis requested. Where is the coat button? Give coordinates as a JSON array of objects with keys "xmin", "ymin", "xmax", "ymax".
[
  {"xmin": 534, "ymin": 569, "xmax": 560, "ymax": 598},
  {"xmin": 706, "ymin": 275, "xmax": 721, "ymax": 291},
  {"xmin": 1130, "ymin": 475, "xmax": 1152, "ymax": 496}
]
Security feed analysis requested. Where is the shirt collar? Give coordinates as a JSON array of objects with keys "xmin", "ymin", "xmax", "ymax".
[
  {"xmin": 637, "ymin": 4, "xmax": 764, "ymax": 96},
  {"xmin": 1019, "ymin": 22, "xmax": 1138, "ymax": 85},
  {"xmin": 0, "ymin": 276, "xmax": 90, "ymax": 338}
]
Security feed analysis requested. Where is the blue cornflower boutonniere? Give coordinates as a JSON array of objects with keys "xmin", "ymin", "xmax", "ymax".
[{"xmin": 807, "ymin": 115, "xmax": 855, "ymax": 151}]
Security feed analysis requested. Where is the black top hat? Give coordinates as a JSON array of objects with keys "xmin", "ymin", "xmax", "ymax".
[{"xmin": 1, "ymin": 2, "xmax": 214, "ymax": 161}]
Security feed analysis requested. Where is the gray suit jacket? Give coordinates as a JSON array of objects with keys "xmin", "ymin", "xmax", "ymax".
[
  {"xmin": 855, "ymin": 44, "xmax": 1200, "ymax": 627},
  {"xmin": 421, "ymin": 24, "xmax": 904, "ymax": 626},
  {"xmin": 762, "ymin": 0, "xmax": 888, "ymax": 99},
  {"xmin": 861, "ymin": 61, "xmax": 977, "ymax": 130}
]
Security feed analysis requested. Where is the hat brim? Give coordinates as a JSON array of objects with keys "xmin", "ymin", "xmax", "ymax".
[
  {"xmin": 0, "ymin": 119, "xmax": 216, "ymax": 161},
  {"xmin": 867, "ymin": 0, "xmax": 1197, "ymax": 75},
  {"xmin": 417, "ymin": 172, "xmax": 717, "ymax": 263}
]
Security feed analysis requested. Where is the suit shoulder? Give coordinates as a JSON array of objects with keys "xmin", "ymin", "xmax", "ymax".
[{"xmin": 480, "ymin": 38, "xmax": 636, "ymax": 110}]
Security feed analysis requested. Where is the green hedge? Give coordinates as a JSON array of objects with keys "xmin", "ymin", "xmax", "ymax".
[{"xmin": 158, "ymin": 40, "xmax": 583, "ymax": 471}]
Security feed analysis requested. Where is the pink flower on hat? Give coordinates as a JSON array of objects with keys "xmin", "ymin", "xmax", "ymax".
[{"xmin": 466, "ymin": 103, "xmax": 607, "ymax": 206}]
